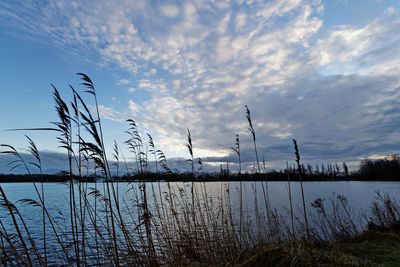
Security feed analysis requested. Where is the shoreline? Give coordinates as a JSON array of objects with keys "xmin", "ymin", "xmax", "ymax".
[{"xmin": 1, "ymin": 173, "xmax": 400, "ymax": 183}]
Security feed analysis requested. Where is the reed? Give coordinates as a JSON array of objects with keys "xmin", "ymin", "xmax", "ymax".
[
  {"xmin": 286, "ymin": 161, "xmax": 295, "ymax": 238},
  {"xmin": 245, "ymin": 105, "xmax": 273, "ymax": 239},
  {"xmin": 186, "ymin": 128, "xmax": 196, "ymax": 229},
  {"xmin": 78, "ymin": 73, "xmax": 121, "ymax": 265},
  {"xmin": 0, "ymin": 186, "xmax": 33, "ymax": 266},
  {"xmin": 231, "ymin": 134, "xmax": 245, "ymax": 241},
  {"xmin": 25, "ymin": 135, "xmax": 48, "ymax": 265},
  {"xmin": 293, "ymin": 138, "xmax": 310, "ymax": 241}
]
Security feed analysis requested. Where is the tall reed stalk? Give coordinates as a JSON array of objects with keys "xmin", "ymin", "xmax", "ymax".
[
  {"xmin": 25, "ymin": 136, "xmax": 48, "ymax": 266},
  {"xmin": 77, "ymin": 73, "xmax": 121, "ymax": 265},
  {"xmin": 231, "ymin": 134, "xmax": 243, "ymax": 236},
  {"xmin": 286, "ymin": 161, "xmax": 295, "ymax": 238},
  {"xmin": 293, "ymin": 139, "xmax": 310, "ymax": 241},
  {"xmin": 186, "ymin": 128, "xmax": 195, "ymax": 221},
  {"xmin": 245, "ymin": 105, "xmax": 272, "ymax": 237}
]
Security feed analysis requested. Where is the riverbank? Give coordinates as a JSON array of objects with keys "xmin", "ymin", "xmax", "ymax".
[{"xmin": 234, "ymin": 227, "xmax": 400, "ymax": 267}]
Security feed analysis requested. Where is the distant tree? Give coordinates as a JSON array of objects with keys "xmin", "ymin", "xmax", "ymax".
[
  {"xmin": 359, "ymin": 154, "xmax": 400, "ymax": 180},
  {"xmin": 301, "ymin": 164, "xmax": 306, "ymax": 175},
  {"xmin": 307, "ymin": 164, "xmax": 313, "ymax": 175},
  {"xmin": 198, "ymin": 158, "xmax": 203, "ymax": 174},
  {"xmin": 342, "ymin": 162, "xmax": 349, "ymax": 176},
  {"xmin": 57, "ymin": 170, "xmax": 69, "ymax": 176},
  {"xmin": 291, "ymin": 165, "xmax": 295, "ymax": 174}
]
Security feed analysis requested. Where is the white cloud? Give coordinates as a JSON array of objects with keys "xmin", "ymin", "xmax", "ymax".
[
  {"xmin": 137, "ymin": 79, "xmax": 168, "ymax": 93},
  {"xmin": 159, "ymin": 4, "xmax": 180, "ymax": 18},
  {"xmin": 97, "ymin": 105, "xmax": 127, "ymax": 122},
  {"xmin": 128, "ymin": 99, "xmax": 139, "ymax": 114},
  {"xmin": 256, "ymin": 0, "xmax": 304, "ymax": 20},
  {"xmin": 311, "ymin": 7, "xmax": 400, "ymax": 75},
  {"xmin": 235, "ymin": 12, "xmax": 247, "ymax": 30},
  {"xmin": 116, "ymin": 78, "xmax": 131, "ymax": 85}
]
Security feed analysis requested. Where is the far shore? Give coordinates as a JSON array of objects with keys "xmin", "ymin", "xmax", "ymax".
[{"xmin": 1, "ymin": 173, "xmax": 400, "ymax": 183}]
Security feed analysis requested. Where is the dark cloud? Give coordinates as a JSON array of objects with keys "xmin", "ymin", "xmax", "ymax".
[{"xmin": 0, "ymin": 151, "xmax": 69, "ymax": 174}]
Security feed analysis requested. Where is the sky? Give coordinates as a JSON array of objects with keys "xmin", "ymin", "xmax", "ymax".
[{"xmin": 0, "ymin": 0, "xmax": 399, "ymax": 174}]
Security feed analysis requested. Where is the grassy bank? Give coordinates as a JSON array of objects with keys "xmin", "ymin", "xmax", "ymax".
[{"xmin": 234, "ymin": 226, "xmax": 400, "ymax": 267}]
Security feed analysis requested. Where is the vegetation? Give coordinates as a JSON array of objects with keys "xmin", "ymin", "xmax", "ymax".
[
  {"xmin": 3, "ymin": 153, "xmax": 400, "ymax": 183},
  {"xmin": 236, "ymin": 228, "xmax": 400, "ymax": 267},
  {"xmin": 3, "ymin": 156, "xmax": 400, "ymax": 183},
  {"xmin": 0, "ymin": 74, "xmax": 400, "ymax": 266}
]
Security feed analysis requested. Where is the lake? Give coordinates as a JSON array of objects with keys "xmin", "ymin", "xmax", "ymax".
[
  {"xmin": 1, "ymin": 181, "xmax": 399, "ymax": 265},
  {"xmin": 2, "ymin": 180, "xmax": 399, "ymax": 219}
]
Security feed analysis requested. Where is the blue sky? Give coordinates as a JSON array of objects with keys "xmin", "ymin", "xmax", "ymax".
[{"xmin": 0, "ymin": 0, "xmax": 399, "ymax": 173}]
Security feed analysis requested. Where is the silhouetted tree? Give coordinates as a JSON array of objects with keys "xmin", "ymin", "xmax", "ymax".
[
  {"xmin": 359, "ymin": 155, "xmax": 400, "ymax": 180},
  {"xmin": 342, "ymin": 162, "xmax": 349, "ymax": 176}
]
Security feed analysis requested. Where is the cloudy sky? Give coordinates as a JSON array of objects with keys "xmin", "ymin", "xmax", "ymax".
[{"xmin": 0, "ymin": 0, "xmax": 399, "ymax": 173}]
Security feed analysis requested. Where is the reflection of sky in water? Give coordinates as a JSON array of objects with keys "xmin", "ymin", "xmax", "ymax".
[{"xmin": 2, "ymin": 181, "xmax": 399, "ymax": 223}]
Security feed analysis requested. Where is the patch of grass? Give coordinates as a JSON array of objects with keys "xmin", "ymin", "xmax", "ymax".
[
  {"xmin": 234, "ymin": 243, "xmax": 368, "ymax": 267},
  {"xmin": 337, "ymin": 230, "xmax": 400, "ymax": 266},
  {"xmin": 235, "ymin": 229, "xmax": 400, "ymax": 267}
]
